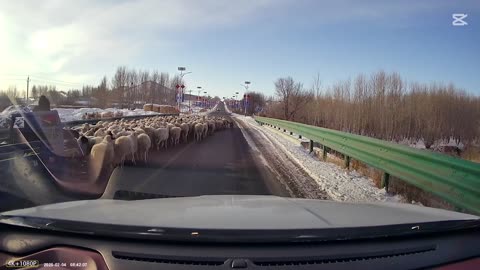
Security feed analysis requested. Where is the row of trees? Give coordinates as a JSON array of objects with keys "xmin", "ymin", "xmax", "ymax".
[
  {"xmin": 264, "ymin": 71, "xmax": 480, "ymax": 147},
  {"xmin": 108, "ymin": 66, "xmax": 184, "ymax": 108},
  {"xmin": 228, "ymin": 91, "xmax": 267, "ymax": 115},
  {"xmin": 0, "ymin": 66, "xmax": 185, "ymax": 109}
]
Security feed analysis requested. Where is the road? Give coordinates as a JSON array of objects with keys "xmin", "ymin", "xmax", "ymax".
[
  {"xmin": 0, "ymin": 102, "xmax": 294, "ymax": 212},
  {"xmin": 101, "ymin": 102, "xmax": 290, "ymax": 199}
]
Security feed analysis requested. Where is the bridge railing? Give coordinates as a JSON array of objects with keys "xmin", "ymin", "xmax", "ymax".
[{"xmin": 254, "ymin": 116, "xmax": 480, "ymax": 215}]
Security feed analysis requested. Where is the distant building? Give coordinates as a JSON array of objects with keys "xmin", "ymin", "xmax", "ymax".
[{"xmin": 73, "ymin": 97, "xmax": 97, "ymax": 107}]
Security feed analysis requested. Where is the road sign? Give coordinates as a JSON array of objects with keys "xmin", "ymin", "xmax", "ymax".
[
  {"xmin": 181, "ymin": 85, "xmax": 185, "ymax": 89},
  {"xmin": 176, "ymin": 84, "xmax": 180, "ymax": 89}
]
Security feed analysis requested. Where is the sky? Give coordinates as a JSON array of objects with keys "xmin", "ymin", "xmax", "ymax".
[{"xmin": 0, "ymin": 0, "xmax": 479, "ymax": 98}]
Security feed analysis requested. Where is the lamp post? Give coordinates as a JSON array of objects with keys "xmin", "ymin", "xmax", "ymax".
[
  {"xmin": 188, "ymin": 89, "xmax": 192, "ymax": 113},
  {"xmin": 203, "ymin": 91, "xmax": 207, "ymax": 108},
  {"xmin": 194, "ymin": 86, "xmax": 201, "ymax": 114},
  {"xmin": 241, "ymin": 81, "xmax": 251, "ymax": 116},
  {"xmin": 234, "ymin": 92, "xmax": 239, "ymax": 111},
  {"xmin": 177, "ymin": 67, "xmax": 192, "ymax": 111}
]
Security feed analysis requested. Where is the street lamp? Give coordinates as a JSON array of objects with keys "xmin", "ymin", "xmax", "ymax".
[
  {"xmin": 193, "ymin": 86, "xmax": 202, "ymax": 113},
  {"xmin": 203, "ymin": 91, "xmax": 208, "ymax": 108},
  {"xmin": 241, "ymin": 81, "xmax": 251, "ymax": 116},
  {"xmin": 188, "ymin": 89, "xmax": 192, "ymax": 113},
  {"xmin": 177, "ymin": 67, "xmax": 192, "ymax": 111}
]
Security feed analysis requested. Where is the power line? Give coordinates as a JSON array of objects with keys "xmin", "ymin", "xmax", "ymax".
[
  {"xmin": 0, "ymin": 74, "xmax": 85, "ymax": 87},
  {"xmin": 30, "ymin": 79, "xmax": 84, "ymax": 87},
  {"xmin": 29, "ymin": 75, "xmax": 83, "ymax": 86}
]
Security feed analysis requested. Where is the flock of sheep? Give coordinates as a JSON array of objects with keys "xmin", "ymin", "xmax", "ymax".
[
  {"xmin": 82, "ymin": 111, "xmax": 124, "ymax": 120},
  {"xmin": 69, "ymin": 115, "xmax": 234, "ymax": 173}
]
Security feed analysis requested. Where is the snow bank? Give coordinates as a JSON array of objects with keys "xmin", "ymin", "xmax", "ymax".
[
  {"xmin": 53, "ymin": 107, "xmax": 160, "ymax": 122},
  {"xmin": 0, "ymin": 106, "xmax": 162, "ymax": 127},
  {"xmin": 0, "ymin": 105, "xmax": 32, "ymax": 128},
  {"xmin": 235, "ymin": 114, "xmax": 404, "ymax": 204}
]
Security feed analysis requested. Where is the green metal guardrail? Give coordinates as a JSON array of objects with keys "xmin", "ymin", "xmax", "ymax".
[{"xmin": 254, "ymin": 116, "xmax": 480, "ymax": 215}]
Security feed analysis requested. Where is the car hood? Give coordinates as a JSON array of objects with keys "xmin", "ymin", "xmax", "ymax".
[{"xmin": 1, "ymin": 195, "xmax": 478, "ymax": 230}]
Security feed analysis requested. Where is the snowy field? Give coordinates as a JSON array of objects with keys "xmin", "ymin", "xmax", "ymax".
[
  {"xmin": 53, "ymin": 107, "xmax": 159, "ymax": 122},
  {"xmin": 179, "ymin": 101, "xmax": 219, "ymax": 114},
  {"xmin": 0, "ymin": 102, "xmax": 220, "ymax": 128},
  {"xmin": 0, "ymin": 105, "xmax": 160, "ymax": 128},
  {"xmin": 233, "ymin": 114, "xmax": 405, "ymax": 204}
]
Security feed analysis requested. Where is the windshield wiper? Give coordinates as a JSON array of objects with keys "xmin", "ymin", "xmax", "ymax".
[{"xmin": 0, "ymin": 215, "xmax": 479, "ymax": 243}]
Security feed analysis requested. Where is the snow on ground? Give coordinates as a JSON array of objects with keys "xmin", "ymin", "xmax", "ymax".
[
  {"xmin": 224, "ymin": 103, "xmax": 232, "ymax": 113},
  {"xmin": 178, "ymin": 101, "xmax": 218, "ymax": 114},
  {"xmin": 0, "ymin": 103, "xmax": 219, "ymax": 128},
  {"xmin": 234, "ymin": 114, "xmax": 404, "ymax": 204},
  {"xmin": 0, "ymin": 106, "xmax": 163, "ymax": 127},
  {"xmin": 53, "ymin": 108, "xmax": 159, "ymax": 122},
  {"xmin": 0, "ymin": 105, "xmax": 32, "ymax": 128}
]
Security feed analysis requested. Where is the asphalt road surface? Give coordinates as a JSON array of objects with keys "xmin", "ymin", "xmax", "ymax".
[
  {"xmin": 0, "ymin": 102, "xmax": 291, "ymax": 212},
  {"xmin": 102, "ymin": 103, "xmax": 290, "ymax": 199}
]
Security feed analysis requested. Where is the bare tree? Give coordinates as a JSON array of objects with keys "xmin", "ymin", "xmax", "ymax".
[
  {"xmin": 111, "ymin": 66, "xmax": 127, "ymax": 107},
  {"xmin": 266, "ymin": 71, "xmax": 480, "ymax": 151},
  {"xmin": 96, "ymin": 76, "xmax": 108, "ymax": 108},
  {"xmin": 275, "ymin": 77, "xmax": 313, "ymax": 120}
]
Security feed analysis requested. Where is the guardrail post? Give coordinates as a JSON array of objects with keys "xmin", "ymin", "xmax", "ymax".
[
  {"xmin": 283, "ymin": 129, "xmax": 286, "ymax": 132},
  {"xmin": 309, "ymin": 140, "xmax": 314, "ymax": 153},
  {"xmin": 290, "ymin": 131, "xmax": 293, "ymax": 135},
  {"xmin": 298, "ymin": 135, "xmax": 302, "ymax": 139},
  {"xmin": 381, "ymin": 172, "xmax": 390, "ymax": 192},
  {"xmin": 344, "ymin": 155, "xmax": 350, "ymax": 169},
  {"xmin": 322, "ymin": 145, "xmax": 327, "ymax": 161}
]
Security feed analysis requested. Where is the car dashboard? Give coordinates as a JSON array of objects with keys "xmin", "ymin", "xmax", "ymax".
[{"xmin": 0, "ymin": 223, "xmax": 479, "ymax": 270}]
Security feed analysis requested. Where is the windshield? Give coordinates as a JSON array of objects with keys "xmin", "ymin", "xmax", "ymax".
[{"xmin": 0, "ymin": 0, "xmax": 479, "ymax": 233}]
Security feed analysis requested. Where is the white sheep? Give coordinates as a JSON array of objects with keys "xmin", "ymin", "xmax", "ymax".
[
  {"xmin": 127, "ymin": 132, "xmax": 139, "ymax": 164},
  {"xmin": 114, "ymin": 135, "xmax": 132, "ymax": 167},
  {"xmin": 207, "ymin": 120, "xmax": 215, "ymax": 135},
  {"xmin": 194, "ymin": 123, "xmax": 204, "ymax": 142},
  {"xmin": 142, "ymin": 126, "xmax": 156, "ymax": 144},
  {"xmin": 90, "ymin": 135, "xmax": 115, "ymax": 175},
  {"xmin": 154, "ymin": 127, "xmax": 169, "ymax": 150},
  {"xmin": 77, "ymin": 135, "xmax": 104, "ymax": 155},
  {"xmin": 202, "ymin": 123, "xmax": 209, "ymax": 139},
  {"xmin": 216, "ymin": 120, "xmax": 224, "ymax": 130},
  {"xmin": 137, "ymin": 133, "xmax": 152, "ymax": 162},
  {"xmin": 94, "ymin": 128, "xmax": 107, "ymax": 137},
  {"xmin": 169, "ymin": 126, "xmax": 181, "ymax": 146},
  {"xmin": 180, "ymin": 123, "xmax": 190, "ymax": 143},
  {"xmin": 80, "ymin": 123, "xmax": 90, "ymax": 134}
]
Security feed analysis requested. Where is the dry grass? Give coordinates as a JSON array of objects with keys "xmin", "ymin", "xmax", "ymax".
[
  {"xmin": 300, "ymin": 141, "xmax": 462, "ymax": 212},
  {"xmin": 461, "ymin": 145, "xmax": 480, "ymax": 163},
  {"xmin": 388, "ymin": 176, "xmax": 457, "ymax": 212},
  {"xmin": 268, "ymin": 71, "xmax": 480, "ymax": 150},
  {"xmin": 351, "ymin": 159, "xmax": 382, "ymax": 188}
]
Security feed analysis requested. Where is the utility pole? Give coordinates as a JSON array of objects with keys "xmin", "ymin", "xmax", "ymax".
[
  {"xmin": 188, "ymin": 89, "xmax": 192, "ymax": 113},
  {"xmin": 197, "ymin": 86, "xmax": 202, "ymax": 114},
  {"xmin": 26, "ymin": 76, "xmax": 30, "ymax": 105}
]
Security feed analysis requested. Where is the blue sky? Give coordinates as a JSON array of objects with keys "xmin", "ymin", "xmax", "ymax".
[{"xmin": 0, "ymin": 0, "xmax": 478, "ymax": 97}]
